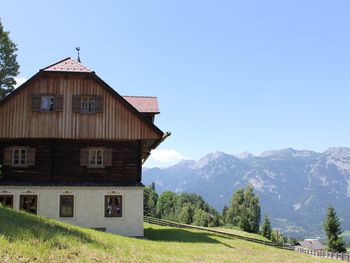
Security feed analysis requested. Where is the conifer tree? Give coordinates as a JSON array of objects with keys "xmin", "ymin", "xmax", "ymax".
[
  {"xmin": 324, "ymin": 205, "xmax": 346, "ymax": 253},
  {"xmin": 226, "ymin": 185, "xmax": 261, "ymax": 233},
  {"xmin": 261, "ymin": 215, "xmax": 272, "ymax": 240},
  {"xmin": 0, "ymin": 18, "xmax": 19, "ymax": 99}
]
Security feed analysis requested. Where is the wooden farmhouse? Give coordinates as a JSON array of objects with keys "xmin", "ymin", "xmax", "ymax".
[{"xmin": 0, "ymin": 57, "xmax": 169, "ymax": 236}]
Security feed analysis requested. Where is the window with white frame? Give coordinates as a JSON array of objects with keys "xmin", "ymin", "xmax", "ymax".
[
  {"xmin": 12, "ymin": 148, "xmax": 27, "ymax": 166},
  {"xmin": 41, "ymin": 96, "xmax": 55, "ymax": 111},
  {"xmin": 89, "ymin": 149, "xmax": 104, "ymax": 166},
  {"xmin": 105, "ymin": 195, "xmax": 122, "ymax": 217},
  {"xmin": 81, "ymin": 96, "xmax": 95, "ymax": 113}
]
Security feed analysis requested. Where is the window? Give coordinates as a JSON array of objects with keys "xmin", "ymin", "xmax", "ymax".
[
  {"xmin": 19, "ymin": 195, "xmax": 37, "ymax": 214},
  {"xmin": 59, "ymin": 195, "xmax": 74, "ymax": 218},
  {"xmin": 32, "ymin": 94, "xmax": 63, "ymax": 112},
  {"xmin": 41, "ymin": 96, "xmax": 55, "ymax": 111},
  {"xmin": 81, "ymin": 96, "xmax": 95, "ymax": 113},
  {"xmin": 105, "ymin": 195, "xmax": 122, "ymax": 217},
  {"xmin": 72, "ymin": 95, "xmax": 103, "ymax": 113},
  {"xmin": 0, "ymin": 195, "xmax": 13, "ymax": 208},
  {"xmin": 3, "ymin": 147, "xmax": 35, "ymax": 167},
  {"xmin": 89, "ymin": 149, "xmax": 104, "ymax": 166},
  {"xmin": 12, "ymin": 148, "xmax": 27, "ymax": 166},
  {"xmin": 80, "ymin": 148, "xmax": 112, "ymax": 168}
]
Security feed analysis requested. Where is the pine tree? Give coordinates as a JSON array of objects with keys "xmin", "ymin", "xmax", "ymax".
[
  {"xmin": 324, "ymin": 205, "xmax": 346, "ymax": 253},
  {"xmin": 226, "ymin": 185, "xmax": 261, "ymax": 233},
  {"xmin": 222, "ymin": 205, "xmax": 228, "ymax": 222},
  {"xmin": 151, "ymin": 182, "xmax": 156, "ymax": 191},
  {"xmin": 261, "ymin": 215, "xmax": 272, "ymax": 240},
  {"xmin": 0, "ymin": 18, "xmax": 19, "ymax": 99}
]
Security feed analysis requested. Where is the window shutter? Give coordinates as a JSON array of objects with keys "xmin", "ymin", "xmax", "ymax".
[
  {"xmin": 3, "ymin": 147, "xmax": 12, "ymax": 166},
  {"xmin": 27, "ymin": 148, "xmax": 35, "ymax": 166},
  {"xmin": 55, "ymin": 95, "xmax": 63, "ymax": 112},
  {"xmin": 104, "ymin": 149, "xmax": 112, "ymax": 166},
  {"xmin": 80, "ymin": 148, "xmax": 89, "ymax": 166},
  {"xmin": 32, "ymin": 94, "xmax": 41, "ymax": 111},
  {"xmin": 72, "ymin": 95, "xmax": 81, "ymax": 112},
  {"xmin": 95, "ymin": 95, "xmax": 104, "ymax": 112}
]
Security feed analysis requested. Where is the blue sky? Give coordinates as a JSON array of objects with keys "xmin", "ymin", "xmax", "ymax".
[{"xmin": 2, "ymin": 1, "xmax": 350, "ymax": 167}]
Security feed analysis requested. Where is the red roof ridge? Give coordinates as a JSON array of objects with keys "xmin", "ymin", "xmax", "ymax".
[
  {"xmin": 41, "ymin": 57, "xmax": 92, "ymax": 73},
  {"xmin": 122, "ymin": 95, "xmax": 158, "ymax": 98},
  {"xmin": 40, "ymin": 57, "xmax": 72, "ymax": 71}
]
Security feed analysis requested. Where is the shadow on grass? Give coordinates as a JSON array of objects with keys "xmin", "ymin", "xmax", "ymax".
[
  {"xmin": 145, "ymin": 226, "xmax": 235, "ymax": 249},
  {"xmin": 0, "ymin": 206, "xmax": 104, "ymax": 249}
]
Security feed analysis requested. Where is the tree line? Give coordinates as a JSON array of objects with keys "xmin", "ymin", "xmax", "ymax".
[
  {"xmin": 145, "ymin": 183, "xmax": 347, "ymax": 253},
  {"xmin": 144, "ymin": 183, "xmax": 222, "ymax": 227}
]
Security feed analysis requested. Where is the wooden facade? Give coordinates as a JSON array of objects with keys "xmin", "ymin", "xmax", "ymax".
[
  {"xmin": 0, "ymin": 139, "xmax": 141, "ymax": 184},
  {"xmin": 0, "ymin": 73, "xmax": 162, "ymax": 141},
  {"xmin": 0, "ymin": 58, "xmax": 167, "ymax": 185}
]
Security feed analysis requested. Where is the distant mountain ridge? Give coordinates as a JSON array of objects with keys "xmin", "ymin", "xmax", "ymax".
[{"xmin": 143, "ymin": 147, "xmax": 350, "ymax": 238}]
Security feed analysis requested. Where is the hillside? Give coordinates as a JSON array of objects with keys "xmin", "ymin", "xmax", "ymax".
[
  {"xmin": 0, "ymin": 206, "xmax": 331, "ymax": 263},
  {"xmin": 143, "ymin": 147, "xmax": 350, "ymax": 237}
]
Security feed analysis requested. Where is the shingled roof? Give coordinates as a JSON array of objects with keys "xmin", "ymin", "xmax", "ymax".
[
  {"xmin": 123, "ymin": 96, "xmax": 159, "ymax": 114},
  {"xmin": 298, "ymin": 239, "xmax": 324, "ymax": 250},
  {"xmin": 41, "ymin": 57, "xmax": 91, "ymax": 73}
]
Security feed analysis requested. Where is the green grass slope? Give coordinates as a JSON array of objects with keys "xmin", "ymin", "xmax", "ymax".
[{"xmin": 0, "ymin": 206, "xmax": 332, "ymax": 263}]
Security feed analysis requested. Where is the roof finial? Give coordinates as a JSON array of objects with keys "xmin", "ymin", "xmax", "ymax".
[{"xmin": 76, "ymin": 47, "xmax": 81, "ymax": 62}]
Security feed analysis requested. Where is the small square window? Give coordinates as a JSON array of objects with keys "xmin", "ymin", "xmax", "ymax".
[
  {"xmin": 81, "ymin": 96, "xmax": 95, "ymax": 113},
  {"xmin": 19, "ymin": 195, "xmax": 37, "ymax": 214},
  {"xmin": 12, "ymin": 148, "xmax": 27, "ymax": 166},
  {"xmin": 0, "ymin": 195, "xmax": 13, "ymax": 208},
  {"xmin": 89, "ymin": 149, "xmax": 104, "ymax": 167},
  {"xmin": 60, "ymin": 195, "xmax": 74, "ymax": 218},
  {"xmin": 41, "ymin": 96, "xmax": 55, "ymax": 111},
  {"xmin": 105, "ymin": 195, "xmax": 122, "ymax": 217}
]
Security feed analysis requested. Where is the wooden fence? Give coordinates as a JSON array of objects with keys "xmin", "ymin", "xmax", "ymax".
[
  {"xmin": 144, "ymin": 216, "xmax": 293, "ymax": 250},
  {"xmin": 144, "ymin": 216, "xmax": 350, "ymax": 261},
  {"xmin": 295, "ymin": 246, "xmax": 350, "ymax": 261}
]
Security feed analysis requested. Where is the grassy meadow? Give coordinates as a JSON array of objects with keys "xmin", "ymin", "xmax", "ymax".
[{"xmin": 0, "ymin": 206, "xmax": 332, "ymax": 263}]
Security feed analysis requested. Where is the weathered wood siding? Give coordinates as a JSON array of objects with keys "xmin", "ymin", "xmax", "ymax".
[
  {"xmin": 0, "ymin": 139, "xmax": 141, "ymax": 184},
  {"xmin": 0, "ymin": 73, "xmax": 161, "ymax": 140}
]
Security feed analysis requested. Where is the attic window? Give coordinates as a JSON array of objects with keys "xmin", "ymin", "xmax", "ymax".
[
  {"xmin": 72, "ymin": 95, "xmax": 103, "ymax": 113},
  {"xmin": 81, "ymin": 96, "xmax": 95, "ymax": 113},
  {"xmin": 32, "ymin": 94, "xmax": 63, "ymax": 112},
  {"xmin": 41, "ymin": 96, "xmax": 55, "ymax": 111}
]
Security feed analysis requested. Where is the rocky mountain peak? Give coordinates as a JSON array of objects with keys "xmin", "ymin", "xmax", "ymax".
[{"xmin": 236, "ymin": 151, "xmax": 255, "ymax": 159}]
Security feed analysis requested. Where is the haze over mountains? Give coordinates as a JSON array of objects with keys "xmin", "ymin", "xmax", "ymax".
[{"xmin": 143, "ymin": 147, "xmax": 350, "ymax": 238}]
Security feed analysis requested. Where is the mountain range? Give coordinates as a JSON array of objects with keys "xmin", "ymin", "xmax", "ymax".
[{"xmin": 142, "ymin": 147, "xmax": 350, "ymax": 238}]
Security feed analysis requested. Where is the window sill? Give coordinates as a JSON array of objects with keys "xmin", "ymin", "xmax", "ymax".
[
  {"xmin": 103, "ymin": 216, "xmax": 124, "ymax": 220},
  {"xmin": 39, "ymin": 110, "xmax": 60, "ymax": 113},
  {"xmin": 10, "ymin": 165, "xmax": 28, "ymax": 168},
  {"xmin": 87, "ymin": 165, "xmax": 105, "ymax": 169},
  {"xmin": 59, "ymin": 217, "xmax": 76, "ymax": 220}
]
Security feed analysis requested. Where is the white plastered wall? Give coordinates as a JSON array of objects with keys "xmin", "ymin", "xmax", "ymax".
[{"xmin": 0, "ymin": 186, "xmax": 144, "ymax": 237}]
